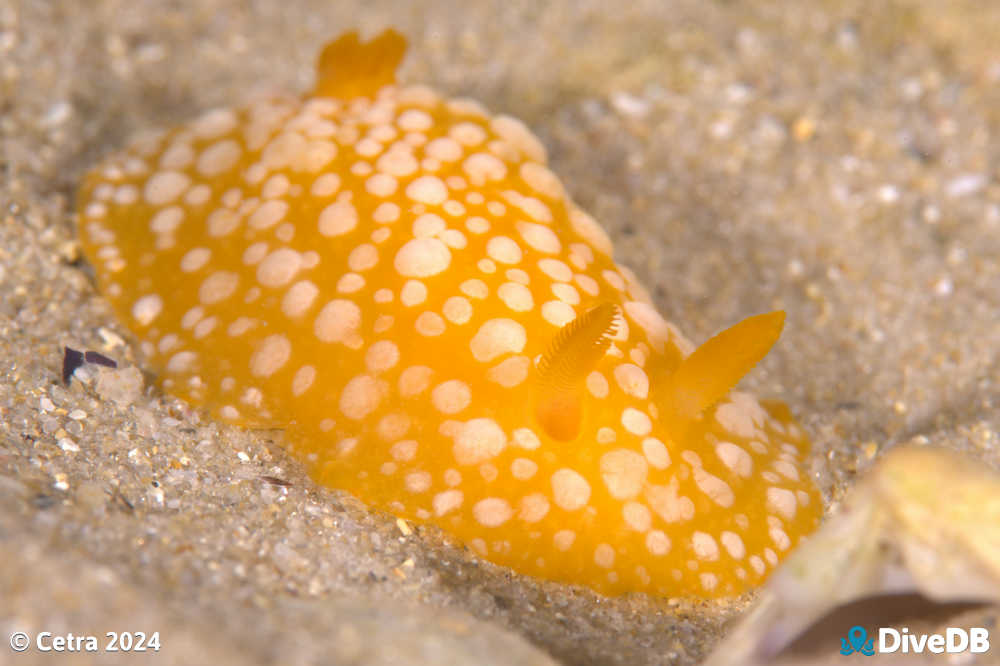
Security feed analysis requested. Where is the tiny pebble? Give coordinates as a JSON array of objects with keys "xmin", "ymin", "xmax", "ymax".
[
  {"xmin": 724, "ymin": 82, "xmax": 752, "ymax": 104},
  {"xmin": 610, "ymin": 91, "xmax": 650, "ymax": 118},
  {"xmin": 42, "ymin": 100, "xmax": 72, "ymax": 127},
  {"xmin": 95, "ymin": 366, "xmax": 144, "ymax": 407},
  {"xmin": 946, "ymin": 173, "xmax": 986, "ymax": 198},
  {"xmin": 72, "ymin": 366, "xmax": 94, "ymax": 383},
  {"xmin": 98, "ymin": 327, "xmax": 126, "ymax": 349},
  {"xmin": 933, "ymin": 276, "xmax": 953, "ymax": 296},
  {"xmin": 877, "ymin": 184, "xmax": 899, "ymax": 204},
  {"xmin": 53, "ymin": 473, "xmax": 69, "ymax": 491},
  {"xmin": 792, "ymin": 116, "xmax": 816, "ymax": 141},
  {"xmin": 68, "ymin": 409, "xmax": 87, "ymax": 420},
  {"xmin": 58, "ymin": 437, "xmax": 80, "ymax": 452}
]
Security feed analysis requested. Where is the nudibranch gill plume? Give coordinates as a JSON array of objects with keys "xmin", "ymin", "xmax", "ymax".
[{"xmin": 76, "ymin": 29, "xmax": 822, "ymax": 597}]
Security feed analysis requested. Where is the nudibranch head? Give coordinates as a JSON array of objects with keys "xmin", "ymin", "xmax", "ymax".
[{"xmin": 76, "ymin": 29, "xmax": 821, "ymax": 597}]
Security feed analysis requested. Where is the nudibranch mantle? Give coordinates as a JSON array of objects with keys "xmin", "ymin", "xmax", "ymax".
[{"xmin": 76, "ymin": 29, "xmax": 821, "ymax": 597}]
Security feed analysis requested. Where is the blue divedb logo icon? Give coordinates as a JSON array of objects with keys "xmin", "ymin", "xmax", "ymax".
[{"xmin": 841, "ymin": 626, "xmax": 875, "ymax": 656}]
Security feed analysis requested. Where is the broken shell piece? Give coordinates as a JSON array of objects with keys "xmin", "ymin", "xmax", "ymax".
[
  {"xmin": 705, "ymin": 445, "xmax": 1000, "ymax": 666},
  {"xmin": 95, "ymin": 365, "xmax": 145, "ymax": 408}
]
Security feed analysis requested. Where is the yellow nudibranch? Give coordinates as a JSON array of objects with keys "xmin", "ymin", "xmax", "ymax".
[{"xmin": 77, "ymin": 30, "xmax": 821, "ymax": 596}]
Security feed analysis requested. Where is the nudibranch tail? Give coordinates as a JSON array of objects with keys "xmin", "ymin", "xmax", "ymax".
[
  {"xmin": 313, "ymin": 29, "xmax": 408, "ymax": 100},
  {"xmin": 535, "ymin": 302, "xmax": 619, "ymax": 441},
  {"xmin": 668, "ymin": 310, "xmax": 786, "ymax": 422}
]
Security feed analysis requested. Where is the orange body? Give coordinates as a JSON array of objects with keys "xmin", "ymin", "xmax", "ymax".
[{"xmin": 77, "ymin": 30, "xmax": 821, "ymax": 596}]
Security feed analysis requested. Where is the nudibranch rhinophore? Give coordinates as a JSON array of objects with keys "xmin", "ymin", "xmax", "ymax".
[{"xmin": 76, "ymin": 29, "xmax": 821, "ymax": 597}]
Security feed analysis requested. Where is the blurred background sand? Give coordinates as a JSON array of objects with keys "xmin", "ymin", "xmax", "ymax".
[{"xmin": 2, "ymin": 1, "xmax": 999, "ymax": 663}]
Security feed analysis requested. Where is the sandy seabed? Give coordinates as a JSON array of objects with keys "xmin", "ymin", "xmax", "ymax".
[{"xmin": 2, "ymin": 1, "xmax": 999, "ymax": 664}]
